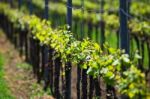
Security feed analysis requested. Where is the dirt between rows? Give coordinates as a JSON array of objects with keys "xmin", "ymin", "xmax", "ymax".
[{"xmin": 0, "ymin": 30, "xmax": 53, "ymax": 99}]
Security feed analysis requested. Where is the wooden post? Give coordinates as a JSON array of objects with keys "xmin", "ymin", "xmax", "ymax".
[
  {"xmin": 119, "ymin": 1, "xmax": 130, "ymax": 98},
  {"xmin": 43, "ymin": 0, "xmax": 50, "ymax": 91},
  {"xmin": 100, "ymin": 0, "xmax": 105, "ymax": 49},
  {"xmin": 28, "ymin": 0, "xmax": 32, "ymax": 14},
  {"xmin": 18, "ymin": 0, "xmax": 22, "ymax": 9},
  {"xmin": 45, "ymin": 0, "xmax": 49, "ymax": 19},
  {"xmin": 67, "ymin": 0, "xmax": 72, "ymax": 29},
  {"xmin": 80, "ymin": 0, "xmax": 84, "ymax": 40},
  {"xmin": 65, "ymin": 0, "xmax": 72, "ymax": 99},
  {"xmin": 119, "ymin": 0, "xmax": 129, "ymax": 54}
]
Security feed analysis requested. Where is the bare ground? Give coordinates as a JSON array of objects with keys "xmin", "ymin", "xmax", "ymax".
[{"xmin": 0, "ymin": 30, "xmax": 53, "ymax": 99}]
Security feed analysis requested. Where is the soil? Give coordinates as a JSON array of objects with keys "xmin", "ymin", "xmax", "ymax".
[{"xmin": 0, "ymin": 30, "xmax": 54, "ymax": 99}]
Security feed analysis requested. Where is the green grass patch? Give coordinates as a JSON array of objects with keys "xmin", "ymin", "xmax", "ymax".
[
  {"xmin": 30, "ymin": 83, "xmax": 52, "ymax": 99},
  {"xmin": 16, "ymin": 62, "xmax": 32, "ymax": 70},
  {"xmin": 0, "ymin": 53, "xmax": 14, "ymax": 99}
]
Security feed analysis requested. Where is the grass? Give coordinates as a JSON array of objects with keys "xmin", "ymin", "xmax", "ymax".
[
  {"xmin": 30, "ymin": 83, "xmax": 52, "ymax": 99},
  {"xmin": 0, "ymin": 29, "xmax": 54, "ymax": 98},
  {"xmin": 16, "ymin": 62, "xmax": 32, "ymax": 70},
  {"xmin": 0, "ymin": 53, "xmax": 14, "ymax": 99},
  {"xmin": 16, "ymin": 62, "xmax": 52, "ymax": 98}
]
